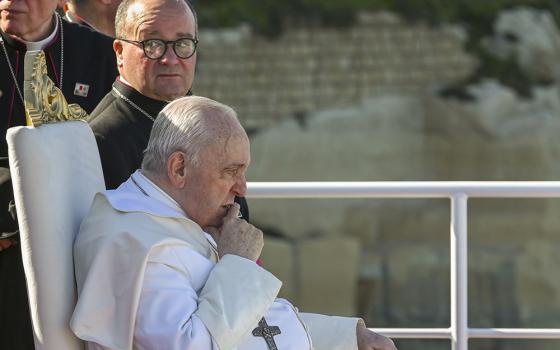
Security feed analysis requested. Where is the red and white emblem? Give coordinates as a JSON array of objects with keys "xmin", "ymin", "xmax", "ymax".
[{"xmin": 74, "ymin": 83, "xmax": 90, "ymax": 97}]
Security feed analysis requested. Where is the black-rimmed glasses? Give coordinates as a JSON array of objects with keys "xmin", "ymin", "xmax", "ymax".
[{"xmin": 119, "ymin": 37, "xmax": 198, "ymax": 60}]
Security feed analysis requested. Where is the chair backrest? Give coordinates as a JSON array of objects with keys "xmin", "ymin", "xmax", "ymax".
[{"xmin": 7, "ymin": 121, "xmax": 104, "ymax": 350}]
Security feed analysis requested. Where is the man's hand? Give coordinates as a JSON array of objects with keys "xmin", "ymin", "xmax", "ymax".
[
  {"xmin": 208, "ymin": 203, "xmax": 263, "ymax": 262},
  {"xmin": 357, "ymin": 321, "xmax": 398, "ymax": 350}
]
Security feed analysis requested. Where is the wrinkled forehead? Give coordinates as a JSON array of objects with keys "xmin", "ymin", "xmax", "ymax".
[
  {"xmin": 125, "ymin": 0, "xmax": 196, "ymax": 38},
  {"xmin": 202, "ymin": 116, "xmax": 249, "ymax": 153},
  {"xmin": 203, "ymin": 131, "xmax": 250, "ymax": 166}
]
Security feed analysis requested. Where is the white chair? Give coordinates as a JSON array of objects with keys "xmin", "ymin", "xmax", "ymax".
[
  {"xmin": 6, "ymin": 50, "xmax": 104, "ymax": 350},
  {"xmin": 7, "ymin": 121, "xmax": 104, "ymax": 350}
]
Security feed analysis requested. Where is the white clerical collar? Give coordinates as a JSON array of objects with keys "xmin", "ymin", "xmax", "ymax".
[
  {"xmin": 131, "ymin": 170, "xmax": 185, "ymax": 215},
  {"xmin": 130, "ymin": 170, "xmax": 218, "ymax": 247},
  {"xmin": 131, "ymin": 170, "xmax": 218, "ymax": 248},
  {"xmin": 24, "ymin": 15, "xmax": 58, "ymax": 51},
  {"xmin": 118, "ymin": 76, "xmax": 132, "ymax": 87}
]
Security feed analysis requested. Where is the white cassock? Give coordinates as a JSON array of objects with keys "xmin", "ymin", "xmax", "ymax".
[{"xmin": 71, "ymin": 170, "xmax": 360, "ymax": 350}]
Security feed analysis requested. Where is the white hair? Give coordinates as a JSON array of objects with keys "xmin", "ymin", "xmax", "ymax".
[{"xmin": 141, "ymin": 96, "xmax": 240, "ymax": 175}]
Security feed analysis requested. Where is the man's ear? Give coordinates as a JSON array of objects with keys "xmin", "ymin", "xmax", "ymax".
[
  {"xmin": 167, "ymin": 152, "xmax": 187, "ymax": 188},
  {"xmin": 113, "ymin": 39, "xmax": 124, "ymax": 70}
]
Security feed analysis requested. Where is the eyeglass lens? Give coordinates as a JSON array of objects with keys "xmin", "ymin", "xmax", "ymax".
[{"xmin": 143, "ymin": 38, "xmax": 196, "ymax": 59}]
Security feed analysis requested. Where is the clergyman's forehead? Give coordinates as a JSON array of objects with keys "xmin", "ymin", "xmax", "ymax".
[{"xmin": 124, "ymin": 0, "xmax": 194, "ymax": 37}]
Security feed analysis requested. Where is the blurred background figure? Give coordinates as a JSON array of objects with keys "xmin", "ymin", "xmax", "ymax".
[{"xmin": 63, "ymin": 0, "xmax": 121, "ymax": 37}]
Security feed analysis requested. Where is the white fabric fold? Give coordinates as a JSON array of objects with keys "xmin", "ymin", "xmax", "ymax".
[
  {"xmin": 300, "ymin": 313, "xmax": 361, "ymax": 350},
  {"xmin": 71, "ymin": 184, "xmax": 219, "ymax": 349}
]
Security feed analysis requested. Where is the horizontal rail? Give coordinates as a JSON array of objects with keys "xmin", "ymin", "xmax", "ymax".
[
  {"xmin": 370, "ymin": 328, "xmax": 560, "ymax": 339},
  {"xmin": 469, "ymin": 328, "xmax": 560, "ymax": 339},
  {"xmin": 369, "ymin": 328, "xmax": 451, "ymax": 339},
  {"xmin": 247, "ymin": 182, "xmax": 560, "ymax": 198}
]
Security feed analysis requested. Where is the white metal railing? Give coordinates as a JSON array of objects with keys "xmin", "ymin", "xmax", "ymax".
[{"xmin": 247, "ymin": 182, "xmax": 560, "ymax": 350}]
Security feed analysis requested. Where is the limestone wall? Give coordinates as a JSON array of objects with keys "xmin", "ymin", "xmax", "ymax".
[{"xmin": 194, "ymin": 12, "xmax": 476, "ymax": 129}]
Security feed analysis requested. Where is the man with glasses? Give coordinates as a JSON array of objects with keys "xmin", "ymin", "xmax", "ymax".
[
  {"xmin": 88, "ymin": 0, "xmax": 196, "ymax": 184},
  {"xmin": 88, "ymin": 0, "xmax": 252, "ymax": 217},
  {"xmin": 90, "ymin": 0, "xmax": 250, "ymax": 217}
]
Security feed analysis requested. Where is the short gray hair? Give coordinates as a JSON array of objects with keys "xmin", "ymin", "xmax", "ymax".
[
  {"xmin": 115, "ymin": 0, "xmax": 198, "ymax": 39},
  {"xmin": 141, "ymin": 96, "xmax": 239, "ymax": 174}
]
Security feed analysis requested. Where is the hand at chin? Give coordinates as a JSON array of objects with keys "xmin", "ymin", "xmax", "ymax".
[{"xmin": 203, "ymin": 208, "xmax": 229, "ymax": 236}]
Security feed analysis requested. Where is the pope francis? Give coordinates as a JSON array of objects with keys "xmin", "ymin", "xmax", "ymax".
[{"xmin": 70, "ymin": 96, "xmax": 397, "ymax": 350}]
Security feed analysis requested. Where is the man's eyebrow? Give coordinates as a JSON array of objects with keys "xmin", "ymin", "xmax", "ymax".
[
  {"xmin": 224, "ymin": 164, "xmax": 243, "ymax": 169},
  {"xmin": 138, "ymin": 27, "xmax": 158, "ymax": 35},
  {"xmin": 223, "ymin": 163, "xmax": 247, "ymax": 170},
  {"xmin": 140, "ymin": 30, "xmax": 195, "ymax": 38},
  {"xmin": 177, "ymin": 32, "xmax": 195, "ymax": 38}
]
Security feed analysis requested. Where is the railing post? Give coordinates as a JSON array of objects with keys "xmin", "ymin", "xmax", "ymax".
[{"xmin": 451, "ymin": 194, "xmax": 468, "ymax": 350}]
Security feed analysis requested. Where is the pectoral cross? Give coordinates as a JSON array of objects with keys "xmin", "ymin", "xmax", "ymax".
[{"xmin": 252, "ymin": 317, "xmax": 281, "ymax": 350}]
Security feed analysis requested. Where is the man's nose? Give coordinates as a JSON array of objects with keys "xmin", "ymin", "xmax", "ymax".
[
  {"xmin": 232, "ymin": 174, "xmax": 247, "ymax": 197},
  {"xmin": 159, "ymin": 44, "xmax": 180, "ymax": 64}
]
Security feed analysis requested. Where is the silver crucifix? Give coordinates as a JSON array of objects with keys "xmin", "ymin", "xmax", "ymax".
[{"xmin": 252, "ymin": 317, "xmax": 281, "ymax": 350}]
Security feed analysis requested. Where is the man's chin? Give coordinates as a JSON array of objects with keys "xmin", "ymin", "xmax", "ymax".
[
  {"xmin": 214, "ymin": 209, "xmax": 229, "ymax": 225},
  {"xmin": 155, "ymin": 89, "xmax": 188, "ymax": 102}
]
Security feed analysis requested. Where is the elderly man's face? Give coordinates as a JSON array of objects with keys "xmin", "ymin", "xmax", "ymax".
[
  {"xmin": 0, "ymin": 0, "xmax": 58, "ymax": 41},
  {"xmin": 116, "ymin": 0, "xmax": 197, "ymax": 101},
  {"xmin": 180, "ymin": 133, "xmax": 250, "ymax": 229}
]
